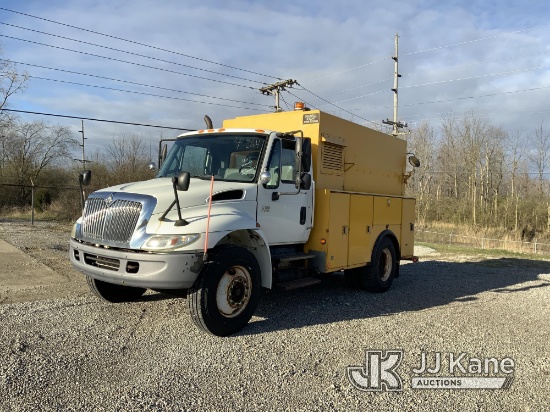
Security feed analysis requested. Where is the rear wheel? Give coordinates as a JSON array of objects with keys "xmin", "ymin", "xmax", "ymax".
[
  {"xmin": 356, "ymin": 237, "xmax": 397, "ymax": 293},
  {"xmin": 86, "ymin": 276, "xmax": 146, "ymax": 303},
  {"xmin": 188, "ymin": 246, "xmax": 261, "ymax": 336}
]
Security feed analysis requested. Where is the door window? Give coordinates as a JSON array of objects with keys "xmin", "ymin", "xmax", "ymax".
[{"xmin": 265, "ymin": 139, "xmax": 281, "ymax": 189}]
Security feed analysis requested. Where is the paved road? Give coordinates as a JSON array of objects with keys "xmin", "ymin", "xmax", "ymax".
[{"xmin": 0, "ymin": 222, "xmax": 549, "ymax": 411}]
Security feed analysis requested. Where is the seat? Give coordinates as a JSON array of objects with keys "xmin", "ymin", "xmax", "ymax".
[
  {"xmin": 281, "ymin": 165, "xmax": 295, "ymax": 182},
  {"xmin": 224, "ymin": 168, "xmax": 241, "ymax": 179}
]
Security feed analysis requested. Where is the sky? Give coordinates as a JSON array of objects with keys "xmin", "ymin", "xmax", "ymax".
[{"xmin": 1, "ymin": 0, "xmax": 550, "ymax": 157}]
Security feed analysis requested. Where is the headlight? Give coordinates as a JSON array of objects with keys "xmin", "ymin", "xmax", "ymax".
[
  {"xmin": 71, "ymin": 222, "xmax": 81, "ymax": 239},
  {"xmin": 142, "ymin": 234, "xmax": 200, "ymax": 251}
]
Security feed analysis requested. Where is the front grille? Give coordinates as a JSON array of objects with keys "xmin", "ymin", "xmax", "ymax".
[
  {"xmin": 82, "ymin": 198, "xmax": 142, "ymax": 243},
  {"xmin": 83, "ymin": 253, "xmax": 120, "ymax": 271}
]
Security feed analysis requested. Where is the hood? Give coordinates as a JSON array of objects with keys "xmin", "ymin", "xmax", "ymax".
[{"xmin": 95, "ymin": 177, "xmax": 256, "ymax": 215}]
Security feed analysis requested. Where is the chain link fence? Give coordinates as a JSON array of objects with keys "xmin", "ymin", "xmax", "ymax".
[
  {"xmin": 0, "ymin": 182, "xmax": 83, "ymax": 224},
  {"xmin": 416, "ymin": 230, "xmax": 550, "ymax": 255}
]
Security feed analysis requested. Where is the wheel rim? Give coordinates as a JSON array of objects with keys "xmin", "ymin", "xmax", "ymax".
[
  {"xmin": 378, "ymin": 248, "xmax": 393, "ymax": 282},
  {"xmin": 216, "ymin": 265, "xmax": 252, "ymax": 318}
]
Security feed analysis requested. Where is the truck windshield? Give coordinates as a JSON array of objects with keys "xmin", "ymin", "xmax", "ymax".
[{"xmin": 156, "ymin": 133, "xmax": 266, "ymax": 182}]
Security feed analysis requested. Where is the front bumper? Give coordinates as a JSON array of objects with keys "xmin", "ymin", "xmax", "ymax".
[{"xmin": 69, "ymin": 238, "xmax": 204, "ymax": 289}]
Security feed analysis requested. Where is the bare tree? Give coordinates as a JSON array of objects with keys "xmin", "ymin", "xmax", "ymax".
[
  {"xmin": 2, "ymin": 120, "xmax": 77, "ymax": 203},
  {"xmin": 106, "ymin": 134, "xmax": 153, "ymax": 184},
  {"xmin": 527, "ymin": 121, "xmax": 550, "ymax": 197},
  {"xmin": 408, "ymin": 122, "xmax": 436, "ymax": 224},
  {"xmin": 0, "ymin": 54, "xmax": 29, "ymax": 127},
  {"xmin": 0, "ymin": 48, "xmax": 29, "ymax": 184}
]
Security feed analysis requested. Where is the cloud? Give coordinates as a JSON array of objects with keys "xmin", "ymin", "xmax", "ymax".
[{"xmin": 1, "ymin": 0, "xmax": 550, "ymax": 151}]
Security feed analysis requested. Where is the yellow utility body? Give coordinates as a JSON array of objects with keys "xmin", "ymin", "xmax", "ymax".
[{"xmin": 224, "ymin": 109, "xmax": 416, "ymax": 273}]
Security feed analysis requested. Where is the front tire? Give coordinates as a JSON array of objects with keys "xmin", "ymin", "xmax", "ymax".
[
  {"xmin": 86, "ymin": 276, "xmax": 147, "ymax": 303},
  {"xmin": 188, "ymin": 246, "xmax": 261, "ymax": 336}
]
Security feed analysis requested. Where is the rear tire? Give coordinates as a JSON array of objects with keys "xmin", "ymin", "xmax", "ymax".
[
  {"xmin": 188, "ymin": 246, "xmax": 261, "ymax": 336},
  {"xmin": 86, "ymin": 276, "xmax": 146, "ymax": 303},
  {"xmin": 356, "ymin": 237, "xmax": 397, "ymax": 293}
]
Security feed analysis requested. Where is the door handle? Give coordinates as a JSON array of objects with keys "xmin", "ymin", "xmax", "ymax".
[{"xmin": 300, "ymin": 207, "xmax": 306, "ymax": 225}]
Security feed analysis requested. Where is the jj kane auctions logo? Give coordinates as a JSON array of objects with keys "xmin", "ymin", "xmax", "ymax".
[{"xmin": 347, "ymin": 350, "xmax": 514, "ymax": 391}]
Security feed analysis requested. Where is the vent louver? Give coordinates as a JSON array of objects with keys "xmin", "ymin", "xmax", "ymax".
[{"xmin": 321, "ymin": 142, "xmax": 344, "ymax": 174}]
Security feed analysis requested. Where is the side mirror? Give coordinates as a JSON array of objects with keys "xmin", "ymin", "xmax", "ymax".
[
  {"xmin": 301, "ymin": 138, "xmax": 312, "ymax": 173},
  {"xmin": 173, "ymin": 171, "xmax": 190, "ymax": 191},
  {"xmin": 259, "ymin": 171, "xmax": 271, "ymax": 185},
  {"xmin": 78, "ymin": 170, "xmax": 92, "ymax": 211},
  {"xmin": 408, "ymin": 155, "xmax": 421, "ymax": 168},
  {"xmin": 295, "ymin": 137, "xmax": 311, "ymax": 173},
  {"xmin": 79, "ymin": 170, "xmax": 91, "ymax": 186},
  {"xmin": 301, "ymin": 173, "xmax": 312, "ymax": 190}
]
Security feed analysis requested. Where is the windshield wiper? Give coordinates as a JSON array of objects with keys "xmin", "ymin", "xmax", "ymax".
[{"xmin": 192, "ymin": 174, "xmax": 213, "ymax": 180}]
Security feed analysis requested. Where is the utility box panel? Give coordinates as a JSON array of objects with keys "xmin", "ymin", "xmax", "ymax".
[
  {"xmin": 348, "ymin": 194, "xmax": 373, "ymax": 267},
  {"xmin": 400, "ymin": 198, "xmax": 416, "ymax": 259},
  {"xmin": 327, "ymin": 192, "xmax": 349, "ymax": 271}
]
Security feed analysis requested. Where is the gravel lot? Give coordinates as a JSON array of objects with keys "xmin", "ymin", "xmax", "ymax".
[{"xmin": 0, "ymin": 221, "xmax": 549, "ymax": 411}]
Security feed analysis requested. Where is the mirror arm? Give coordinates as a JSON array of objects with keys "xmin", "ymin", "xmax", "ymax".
[
  {"xmin": 158, "ymin": 179, "xmax": 189, "ymax": 226},
  {"xmin": 158, "ymin": 199, "xmax": 177, "ymax": 222},
  {"xmin": 78, "ymin": 174, "xmax": 86, "ymax": 211}
]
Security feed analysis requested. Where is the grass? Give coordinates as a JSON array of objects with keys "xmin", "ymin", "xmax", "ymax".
[{"xmin": 417, "ymin": 241, "xmax": 550, "ymax": 262}]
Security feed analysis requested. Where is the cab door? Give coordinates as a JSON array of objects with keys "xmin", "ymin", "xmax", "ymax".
[{"xmin": 256, "ymin": 137, "xmax": 312, "ymax": 245}]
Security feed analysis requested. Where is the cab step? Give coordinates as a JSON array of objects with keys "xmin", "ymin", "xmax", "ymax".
[
  {"xmin": 276, "ymin": 277, "xmax": 321, "ymax": 290},
  {"xmin": 272, "ymin": 252, "xmax": 316, "ymax": 262}
]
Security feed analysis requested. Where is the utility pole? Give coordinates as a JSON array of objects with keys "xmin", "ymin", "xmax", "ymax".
[
  {"xmin": 259, "ymin": 79, "xmax": 297, "ymax": 112},
  {"xmin": 383, "ymin": 33, "xmax": 407, "ymax": 136},
  {"xmin": 74, "ymin": 120, "xmax": 91, "ymax": 165}
]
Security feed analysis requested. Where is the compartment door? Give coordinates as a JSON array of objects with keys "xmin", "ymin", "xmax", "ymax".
[
  {"xmin": 348, "ymin": 195, "xmax": 374, "ymax": 266},
  {"xmin": 327, "ymin": 193, "xmax": 350, "ymax": 270}
]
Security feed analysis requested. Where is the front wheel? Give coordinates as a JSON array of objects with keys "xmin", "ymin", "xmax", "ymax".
[
  {"xmin": 86, "ymin": 276, "xmax": 147, "ymax": 302},
  {"xmin": 188, "ymin": 246, "xmax": 261, "ymax": 336},
  {"xmin": 356, "ymin": 237, "xmax": 397, "ymax": 293}
]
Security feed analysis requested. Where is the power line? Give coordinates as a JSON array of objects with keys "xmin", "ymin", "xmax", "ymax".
[
  {"xmin": 401, "ymin": 65, "xmax": 550, "ymax": 90},
  {"xmin": 401, "ymin": 23, "xmax": 550, "ymax": 57},
  {"xmin": 0, "ymin": 108, "xmax": 196, "ymax": 131},
  {"xmin": 0, "ymin": 34, "xmax": 256, "ymax": 89},
  {"xmin": 402, "ymin": 49, "xmax": 549, "ymax": 79},
  {"xmin": 402, "ymin": 106, "xmax": 550, "ymax": 126},
  {"xmin": 296, "ymin": 84, "xmax": 384, "ymax": 127},
  {"xmin": 360, "ymin": 83, "xmax": 550, "ymax": 111},
  {"xmin": 0, "ymin": 7, "xmax": 281, "ymax": 80},
  {"xmin": 284, "ymin": 89, "xmax": 318, "ymax": 112},
  {"xmin": 301, "ymin": 57, "xmax": 392, "ymax": 84},
  {"xmin": 6, "ymin": 59, "xmax": 266, "ymax": 107},
  {"xmin": 0, "ymin": 21, "xmax": 266, "ymax": 85},
  {"xmin": 26, "ymin": 75, "xmax": 266, "ymax": 111},
  {"xmin": 303, "ymin": 23, "xmax": 550, "ymax": 86},
  {"xmin": 325, "ymin": 77, "xmax": 393, "ymax": 97}
]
